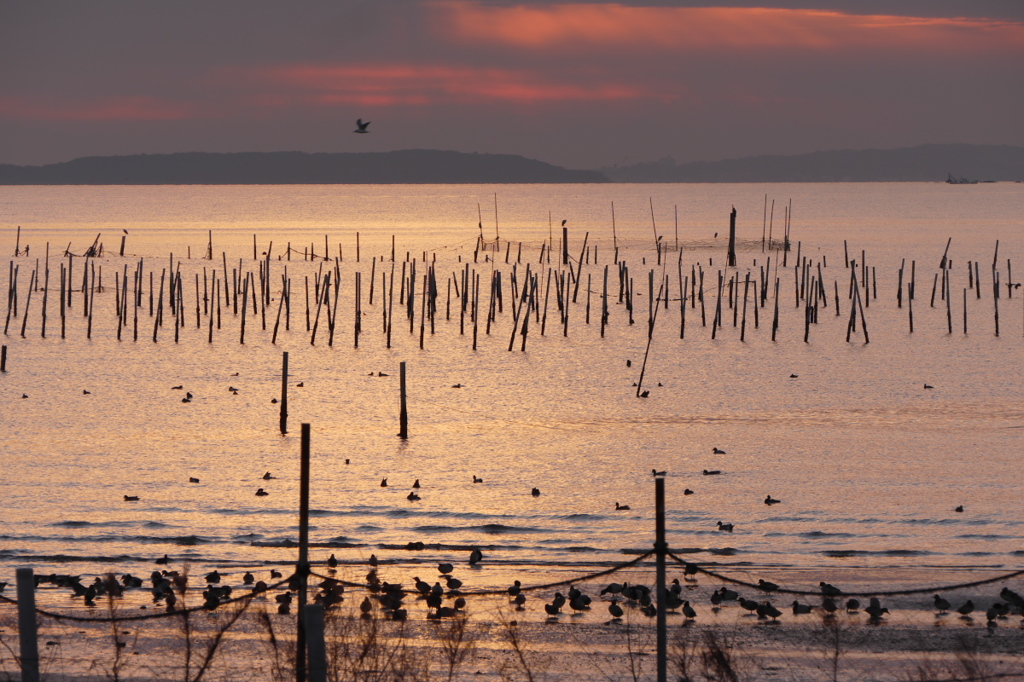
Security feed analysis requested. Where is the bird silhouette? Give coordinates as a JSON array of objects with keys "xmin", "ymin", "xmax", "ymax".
[
  {"xmin": 354, "ymin": 119, "xmax": 371, "ymax": 133},
  {"xmin": 615, "ymin": 502, "xmax": 631, "ymax": 510},
  {"xmin": 717, "ymin": 521, "xmax": 734, "ymax": 532},
  {"xmin": 933, "ymin": 594, "xmax": 951, "ymax": 614},
  {"xmin": 765, "ymin": 495, "xmax": 781, "ymax": 505}
]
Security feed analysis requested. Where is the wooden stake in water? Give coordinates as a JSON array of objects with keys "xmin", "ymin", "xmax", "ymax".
[
  {"xmin": 280, "ymin": 351, "xmax": 289, "ymax": 434},
  {"xmin": 727, "ymin": 207, "xmax": 737, "ymax": 267},
  {"xmin": 398, "ymin": 361, "xmax": 408, "ymax": 439}
]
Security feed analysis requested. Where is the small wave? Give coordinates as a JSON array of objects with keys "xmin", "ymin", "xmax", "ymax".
[
  {"xmin": 169, "ymin": 536, "xmax": 209, "ymax": 546},
  {"xmin": 411, "ymin": 524, "xmax": 546, "ymax": 535},
  {"xmin": 251, "ymin": 539, "xmax": 298, "ymax": 548},
  {"xmin": 232, "ymin": 533, "xmax": 263, "ymax": 541},
  {"xmin": 50, "ymin": 520, "xmax": 93, "ymax": 528},
  {"xmin": 49, "ymin": 520, "xmax": 135, "ymax": 528},
  {"xmin": 799, "ymin": 531, "xmax": 857, "ymax": 539},
  {"xmin": 561, "ymin": 514, "xmax": 604, "ymax": 521},
  {"xmin": 956, "ymin": 534, "xmax": 1011, "ymax": 540},
  {"xmin": 143, "ymin": 521, "xmax": 174, "ymax": 529},
  {"xmin": 355, "ymin": 525, "xmax": 382, "ymax": 533},
  {"xmin": 822, "ymin": 549, "xmax": 934, "ymax": 558}
]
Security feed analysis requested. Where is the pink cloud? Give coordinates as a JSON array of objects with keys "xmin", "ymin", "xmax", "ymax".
[
  {"xmin": 257, "ymin": 63, "xmax": 656, "ymax": 106},
  {"xmin": 432, "ymin": 2, "xmax": 1024, "ymax": 53},
  {"xmin": 0, "ymin": 95, "xmax": 196, "ymax": 122}
]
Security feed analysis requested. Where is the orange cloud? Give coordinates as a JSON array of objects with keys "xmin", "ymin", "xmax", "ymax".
[
  {"xmin": 0, "ymin": 96, "xmax": 196, "ymax": 122},
  {"xmin": 259, "ymin": 64, "xmax": 655, "ymax": 105},
  {"xmin": 433, "ymin": 2, "xmax": 1024, "ymax": 53}
]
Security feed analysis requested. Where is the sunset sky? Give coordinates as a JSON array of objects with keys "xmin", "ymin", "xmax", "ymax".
[{"xmin": 2, "ymin": 0, "xmax": 1022, "ymax": 168}]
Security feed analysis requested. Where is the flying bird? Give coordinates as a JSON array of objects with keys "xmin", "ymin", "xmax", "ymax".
[{"xmin": 354, "ymin": 119, "xmax": 371, "ymax": 134}]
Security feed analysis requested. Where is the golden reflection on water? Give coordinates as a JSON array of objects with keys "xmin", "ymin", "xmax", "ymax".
[{"xmin": 1, "ymin": 183, "xmax": 1021, "ymax": 591}]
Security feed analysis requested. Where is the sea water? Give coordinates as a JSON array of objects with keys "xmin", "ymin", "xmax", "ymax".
[{"xmin": 0, "ymin": 182, "xmax": 1021, "ymax": 598}]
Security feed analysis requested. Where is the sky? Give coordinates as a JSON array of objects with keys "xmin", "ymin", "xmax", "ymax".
[{"xmin": 1, "ymin": 0, "xmax": 1023, "ymax": 169}]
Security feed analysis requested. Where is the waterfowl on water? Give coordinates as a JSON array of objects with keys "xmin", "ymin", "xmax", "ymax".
[
  {"xmin": 957, "ymin": 599, "xmax": 975, "ymax": 617},
  {"xmin": 255, "ymin": 488, "xmax": 268, "ymax": 496},
  {"xmin": 82, "ymin": 390, "xmax": 91, "ymax": 395},
  {"xmin": 651, "ymin": 469, "xmax": 666, "ymax": 476},
  {"xmin": 615, "ymin": 502, "xmax": 631, "ymax": 510},
  {"xmin": 716, "ymin": 521, "xmax": 733, "ymax": 532},
  {"xmin": 531, "ymin": 487, "xmax": 540, "ymax": 497},
  {"xmin": 924, "ymin": 383, "xmax": 934, "ymax": 389},
  {"xmin": 955, "ymin": 505, "xmax": 964, "ymax": 512},
  {"xmin": 933, "ymin": 594, "xmax": 951, "ymax": 614},
  {"xmin": 262, "ymin": 472, "xmax": 275, "ymax": 480},
  {"xmin": 846, "ymin": 598, "xmax": 860, "ymax": 613},
  {"xmin": 765, "ymin": 495, "xmax": 781, "ymax": 505},
  {"xmin": 412, "ymin": 479, "xmax": 420, "ymax": 489},
  {"xmin": 703, "ymin": 469, "xmax": 721, "ymax": 476},
  {"xmin": 865, "ymin": 597, "xmax": 889, "ymax": 620},
  {"xmin": 171, "ymin": 385, "xmax": 183, "ymax": 390},
  {"xmin": 327, "ymin": 554, "xmax": 338, "ymax": 568},
  {"xmin": 189, "ymin": 477, "xmax": 200, "ymax": 483},
  {"xmin": 469, "ymin": 548, "xmax": 483, "ymax": 566},
  {"xmin": 438, "ymin": 563, "xmax": 454, "ymax": 575},
  {"xmin": 124, "ymin": 495, "xmax": 139, "ymax": 501},
  {"xmin": 683, "ymin": 488, "xmax": 694, "ymax": 495},
  {"xmin": 791, "ymin": 600, "xmax": 813, "ymax": 615},
  {"xmin": 473, "ymin": 475, "xmax": 483, "ymax": 483},
  {"xmin": 380, "ymin": 478, "xmax": 388, "ymax": 487},
  {"xmin": 712, "ymin": 447, "xmax": 726, "ymax": 454},
  {"xmin": 407, "ymin": 491, "xmax": 420, "ymax": 501}
]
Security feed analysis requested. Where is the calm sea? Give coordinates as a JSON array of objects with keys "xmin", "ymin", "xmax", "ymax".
[{"xmin": 1, "ymin": 182, "xmax": 1022, "ymax": 594}]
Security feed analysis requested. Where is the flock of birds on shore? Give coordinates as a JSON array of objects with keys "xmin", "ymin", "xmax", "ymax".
[{"xmin": 12, "ymin": 550, "xmax": 1024, "ymax": 634}]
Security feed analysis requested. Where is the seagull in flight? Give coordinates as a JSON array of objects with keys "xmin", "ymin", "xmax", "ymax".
[{"xmin": 354, "ymin": 118, "xmax": 371, "ymax": 134}]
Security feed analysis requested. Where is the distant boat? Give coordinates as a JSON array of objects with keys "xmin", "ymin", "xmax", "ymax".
[{"xmin": 946, "ymin": 173, "xmax": 977, "ymax": 185}]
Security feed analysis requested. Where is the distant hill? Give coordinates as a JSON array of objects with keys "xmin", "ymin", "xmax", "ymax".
[
  {"xmin": 602, "ymin": 144, "xmax": 1024, "ymax": 182},
  {"xmin": 0, "ymin": 150, "xmax": 609, "ymax": 185}
]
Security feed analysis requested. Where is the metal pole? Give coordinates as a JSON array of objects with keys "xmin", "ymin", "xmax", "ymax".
[
  {"xmin": 655, "ymin": 477, "xmax": 667, "ymax": 682},
  {"xmin": 296, "ymin": 423, "xmax": 311, "ymax": 682},
  {"xmin": 398, "ymin": 361, "xmax": 408, "ymax": 439},
  {"xmin": 279, "ymin": 351, "xmax": 289, "ymax": 434},
  {"xmin": 16, "ymin": 567, "xmax": 39, "ymax": 682}
]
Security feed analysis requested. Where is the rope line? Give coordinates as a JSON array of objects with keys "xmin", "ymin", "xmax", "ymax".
[
  {"xmin": 0, "ymin": 575, "xmax": 295, "ymax": 623},
  {"xmin": 307, "ymin": 551, "xmax": 655, "ymax": 597},
  {"xmin": 667, "ymin": 552, "xmax": 1024, "ymax": 598}
]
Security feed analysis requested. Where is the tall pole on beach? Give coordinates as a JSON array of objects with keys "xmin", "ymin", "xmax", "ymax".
[
  {"xmin": 655, "ymin": 477, "xmax": 667, "ymax": 682},
  {"xmin": 296, "ymin": 423, "xmax": 311, "ymax": 682},
  {"xmin": 17, "ymin": 567, "xmax": 40, "ymax": 682}
]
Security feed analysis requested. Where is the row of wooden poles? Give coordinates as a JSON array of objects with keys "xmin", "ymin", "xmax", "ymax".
[{"xmin": 3, "ymin": 232, "xmax": 1019, "ymax": 354}]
